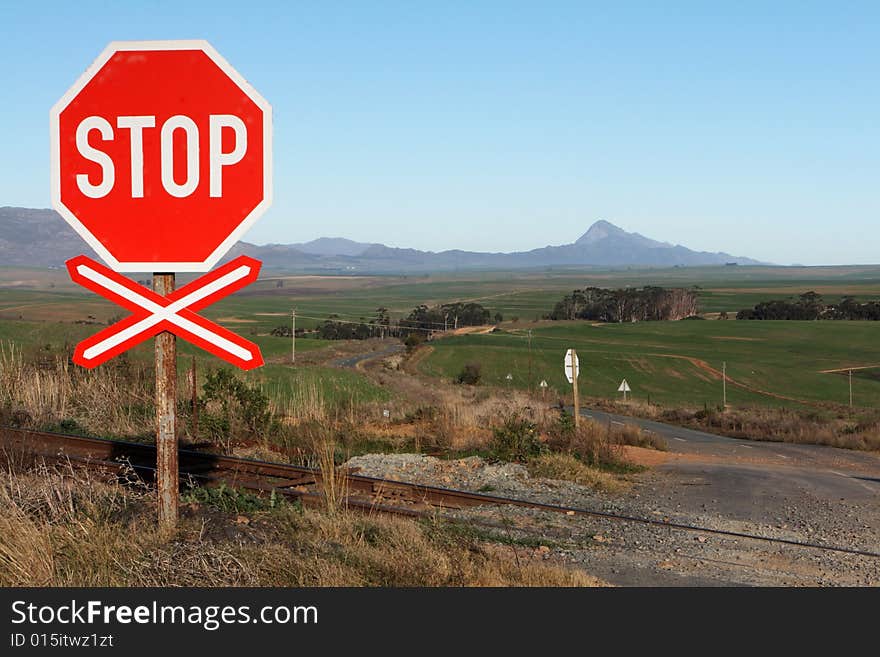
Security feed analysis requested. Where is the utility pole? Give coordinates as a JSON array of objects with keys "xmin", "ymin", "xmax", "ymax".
[
  {"xmin": 722, "ymin": 361, "xmax": 727, "ymax": 407},
  {"xmin": 190, "ymin": 356, "xmax": 198, "ymax": 438},
  {"xmin": 154, "ymin": 273, "xmax": 177, "ymax": 529},
  {"xmin": 571, "ymin": 348, "xmax": 580, "ymax": 428},
  {"xmin": 528, "ymin": 328, "xmax": 533, "ymax": 393},
  {"xmin": 291, "ymin": 307, "xmax": 296, "ymax": 364},
  {"xmin": 849, "ymin": 369, "xmax": 853, "ymax": 408}
]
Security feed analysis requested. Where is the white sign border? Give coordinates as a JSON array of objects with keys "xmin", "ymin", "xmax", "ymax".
[
  {"xmin": 564, "ymin": 348, "xmax": 579, "ymax": 383},
  {"xmin": 49, "ymin": 39, "xmax": 273, "ymax": 273}
]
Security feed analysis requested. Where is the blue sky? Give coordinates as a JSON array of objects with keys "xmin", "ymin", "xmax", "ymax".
[{"xmin": 1, "ymin": 1, "xmax": 878, "ymax": 265}]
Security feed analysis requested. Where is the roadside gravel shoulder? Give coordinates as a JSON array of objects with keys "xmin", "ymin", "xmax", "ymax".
[{"xmin": 345, "ymin": 453, "xmax": 880, "ymax": 586}]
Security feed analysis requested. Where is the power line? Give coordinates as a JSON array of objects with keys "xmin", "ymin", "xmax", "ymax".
[{"xmin": 289, "ymin": 313, "xmax": 439, "ymax": 334}]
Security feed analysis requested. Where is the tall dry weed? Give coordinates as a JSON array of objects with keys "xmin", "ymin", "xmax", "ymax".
[
  {"xmin": 0, "ymin": 342, "xmax": 152, "ymax": 437},
  {"xmin": 0, "ymin": 462, "xmax": 602, "ymax": 587}
]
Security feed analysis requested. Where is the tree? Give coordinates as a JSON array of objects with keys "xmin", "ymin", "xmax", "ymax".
[
  {"xmin": 404, "ymin": 332, "xmax": 425, "ymax": 353},
  {"xmin": 401, "ymin": 302, "xmax": 490, "ymax": 334},
  {"xmin": 456, "ymin": 362, "xmax": 482, "ymax": 385},
  {"xmin": 738, "ymin": 294, "xmax": 880, "ymax": 321},
  {"xmin": 200, "ymin": 368, "xmax": 273, "ymax": 449},
  {"xmin": 548, "ymin": 286, "xmax": 698, "ymax": 323}
]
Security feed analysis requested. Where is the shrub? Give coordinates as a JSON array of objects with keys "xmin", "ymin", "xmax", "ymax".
[
  {"xmin": 181, "ymin": 483, "xmax": 290, "ymax": 513},
  {"xmin": 404, "ymin": 333, "xmax": 425, "ymax": 353},
  {"xmin": 546, "ymin": 407, "xmax": 642, "ymax": 473},
  {"xmin": 489, "ymin": 415, "xmax": 545, "ymax": 462},
  {"xmin": 200, "ymin": 368, "xmax": 274, "ymax": 450},
  {"xmin": 553, "ymin": 404, "xmax": 576, "ymax": 438},
  {"xmin": 527, "ymin": 453, "xmax": 623, "ymax": 492},
  {"xmin": 456, "ymin": 362, "xmax": 482, "ymax": 385}
]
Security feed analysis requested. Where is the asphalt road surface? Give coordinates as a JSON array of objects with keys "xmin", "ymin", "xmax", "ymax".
[
  {"xmin": 333, "ymin": 343, "xmax": 404, "ymax": 369},
  {"xmin": 582, "ymin": 406, "xmax": 879, "ymax": 523}
]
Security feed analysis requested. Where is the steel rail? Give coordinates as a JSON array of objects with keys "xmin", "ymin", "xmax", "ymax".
[{"xmin": 2, "ymin": 426, "xmax": 878, "ymax": 559}]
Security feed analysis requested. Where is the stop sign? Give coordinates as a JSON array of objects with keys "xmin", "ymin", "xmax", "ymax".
[{"xmin": 50, "ymin": 40, "xmax": 272, "ymax": 272}]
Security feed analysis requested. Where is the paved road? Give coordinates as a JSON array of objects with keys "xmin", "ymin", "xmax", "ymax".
[
  {"xmin": 572, "ymin": 406, "xmax": 880, "ymax": 586},
  {"xmin": 581, "ymin": 406, "xmax": 880, "ymax": 520},
  {"xmin": 333, "ymin": 342, "xmax": 404, "ymax": 369}
]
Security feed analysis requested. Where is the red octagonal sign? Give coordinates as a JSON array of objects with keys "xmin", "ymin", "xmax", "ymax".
[{"xmin": 51, "ymin": 40, "xmax": 272, "ymax": 271}]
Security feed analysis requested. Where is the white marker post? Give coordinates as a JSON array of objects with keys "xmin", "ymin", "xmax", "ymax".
[
  {"xmin": 722, "ymin": 361, "xmax": 727, "ymax": 407},
  {"xmin": 564, "ymin": 349, "xmax": 580, "ymax": 427}
]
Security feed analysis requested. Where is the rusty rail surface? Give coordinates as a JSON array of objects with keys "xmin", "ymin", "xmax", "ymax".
[
  {"xmin": 2, "ymin": 426, "xmax": 879, "ymax": 559},
  {"xmin": 0, "ymin": 426, "xmax": 539, "ymax": 513}
]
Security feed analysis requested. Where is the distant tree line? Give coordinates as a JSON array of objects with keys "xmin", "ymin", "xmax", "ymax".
[
  {"xmin": 279, "ymin": 302, "xmax": 495, "ymax": 342},
  {"xmin": 399, "ymin": 302, "xmax": 491, "ymax": 334},
  {"xmin": 546, "ymin": 286, "xmax": 699, "ymax": 323},
  {"xmin": 737, "ymin": 292, "xmax": 880, "ymax": 320},
  {"xmin": 314, "ymin": 307, "xmax": 395, "ymax": 340},
  {"xmin": 269, "ymin": 326, "xmax": 305, "ymax": 337}
]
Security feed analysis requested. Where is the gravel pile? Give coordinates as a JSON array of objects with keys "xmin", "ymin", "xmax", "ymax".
[{"xmin": 346, "ymin": 453, "xmax": 610, "ymax": 507}]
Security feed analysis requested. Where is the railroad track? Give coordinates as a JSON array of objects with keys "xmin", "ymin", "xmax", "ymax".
[{"xmin": 1, "ymin": 426, "xmax": 878, "ymax": 559}]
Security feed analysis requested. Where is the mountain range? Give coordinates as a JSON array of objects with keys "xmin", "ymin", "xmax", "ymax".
[{"xmin": 0, "ymin": 206, "xmax": 762, "ymax": 272}]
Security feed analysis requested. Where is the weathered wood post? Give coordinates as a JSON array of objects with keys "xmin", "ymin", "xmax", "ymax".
[
  {"xmin": 154, "ymin": 273, "xmax": 178, "ymax": 528},
  {"xmin": 571, "ymin": 349, "xmax": 580, "ymax": 428}
]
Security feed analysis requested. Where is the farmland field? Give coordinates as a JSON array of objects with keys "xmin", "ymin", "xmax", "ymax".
[
  {"xmin": 420, "ymin": 320, "xmax": 880, "ymax": 408},
  {"xmin": 3, "ymin": 264, "xmax": 880, "ymax": 330},
  {"xmin": 0, "ymin": 263, "xmax": 879, "ymax": 410}
]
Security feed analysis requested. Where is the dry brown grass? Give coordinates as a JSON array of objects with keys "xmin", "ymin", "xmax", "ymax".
[
  {"xmin": 527, "ymin": 453, "xmax": 624, "ymax": 493},
  {"xmin": 271, "ymin": 379, "xmax": 328, "ymax": 424},
  {"xmin": 0, "ymin": 343, "xmax": 153, "ymax": 437},
  {"xmin": 595, "ymin": 397, "xmax": 880, "ymax": 452},
  {"xmin": 266, "ymin": 367, "xmax": 569, "ymax": 462},
  {"xmin": 683, "ymin": 406, "xmax": 880, "ymax": 451},
  {"xmin": 0, "ymin": 461, "xmax": 602, "ymax": 587},
  {"xmin": 608, "ymin": 422, "xmax": 667, "ymax": 451},
  {"xmin": 544, "ymin": 417, "xmax": 658, "ymax": 467},
  {"xmin": 309, "ymin": 429, "xmax": 348, "ymax": 515}
]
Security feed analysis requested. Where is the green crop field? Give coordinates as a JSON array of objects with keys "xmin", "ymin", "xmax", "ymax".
[
  {"xmin": 4, "ymin": 264, "xmax": 880, "ymax": 331},
  {"xmin": 1, "ymin": 263, "xmax": 879, "ymax": 412},
  {"xmin": 420, "ymin": 320, "xmax": 880, "ymax": 409}
]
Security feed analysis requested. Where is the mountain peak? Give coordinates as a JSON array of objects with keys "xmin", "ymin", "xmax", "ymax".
[
  {"xmin": 0, "ymin": 207, "xmax": 764, "ymax": 271},
  {"xmin": 575, "ymin": 220, "xmax": 627, "ymax": 245},
  {"xmin": 293, "ymin": 237, "xmax": 374, "ymax": 257}
]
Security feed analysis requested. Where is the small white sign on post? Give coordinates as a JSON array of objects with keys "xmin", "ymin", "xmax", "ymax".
[
  {"xmin": 564, "ymin": 349, "xmax": 581, "ymax": 427},
  {"xmin": 564, "ymin": 349, "xmax": 579, "ymax": 384},
  {"xmin": 618, "ymin": 378, "xmax": 631, "ymax": 401},
  {"xmin": 538, "ymin": 378, "xmax": 548, "ymax": 401}
]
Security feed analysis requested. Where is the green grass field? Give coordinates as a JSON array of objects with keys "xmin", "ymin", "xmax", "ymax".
[
  {"xmin": 1, "ymin": 264, "xmax": 879, "ymax": 411},
  {"xmin": 0, "ymin": 319, "xmax": 375, "ymax": 410},
  {"xmin": 420, "ymin": 320, "xmax": 880, "ymax": 409},
  {"xmin": 4, "ymin": 264, "xmax": 880, "ymax": 331}
]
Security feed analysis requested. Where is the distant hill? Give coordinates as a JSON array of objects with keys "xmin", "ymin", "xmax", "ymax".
[
  {"xmin": 290, "ymin": 237, "xmax": 375, "ymax": 257},
  {"xmin": 0, "ymin": 206, "xmax": 763, "ymax": 272},
  {"xmin": 0, "ymin": 207, "xmax": 99, "ymax": 267}
]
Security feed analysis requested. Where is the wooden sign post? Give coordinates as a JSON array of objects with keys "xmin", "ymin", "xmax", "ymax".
[
  {"xmin": 564, "ymin": 349, "xmax": 580, "ymax": 428},
  {"xmin": 154, "ymin": 273, "xmax": 177, "ymax": 528}
]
